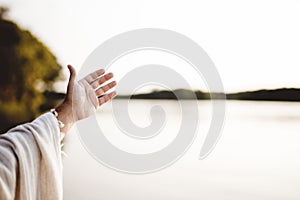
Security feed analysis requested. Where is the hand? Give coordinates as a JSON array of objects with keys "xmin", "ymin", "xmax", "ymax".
[{"xmin": 56, "ymin": 65, "xmax": 117, "ymax": 134}]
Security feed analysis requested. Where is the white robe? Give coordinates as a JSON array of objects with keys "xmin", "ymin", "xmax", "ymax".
[{"xmin": 0, "ymin": 112, "xmax": 63, "ymax": 200}]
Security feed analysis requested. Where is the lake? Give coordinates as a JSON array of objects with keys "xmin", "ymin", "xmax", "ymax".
[{"xmin": 63, "ymin": 100, "xmax": 300, "ymax": 200}]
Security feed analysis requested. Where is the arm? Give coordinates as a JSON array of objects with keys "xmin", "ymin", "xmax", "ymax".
[
  {"xmin": 0, "ymin": 65, "xmax": 117, "ymax": 199},
  {"xmin": 0, "ymin": 112, "xmax": 62, "ymax": 199}
]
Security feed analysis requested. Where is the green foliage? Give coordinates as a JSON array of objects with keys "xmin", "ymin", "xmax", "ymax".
[{"xmin": 0, "ymin": 11, "xmax": 63, "ymax": 132}]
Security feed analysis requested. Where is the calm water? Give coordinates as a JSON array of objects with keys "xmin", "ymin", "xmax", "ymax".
[{"xmin": 63, "ymin": 100, "xmax": 300, "ymax": 200}]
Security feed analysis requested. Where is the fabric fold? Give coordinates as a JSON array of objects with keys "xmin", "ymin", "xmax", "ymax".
[{"xmin": 0, "ymin": 112, "xmax": 63, "ymax": 200}]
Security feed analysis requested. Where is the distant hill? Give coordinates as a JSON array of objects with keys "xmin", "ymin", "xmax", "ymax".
[
  {"xmin": 227, "ymin": 88, "xmax": 300, "ymax": 102},
  {"xmin": 116, "ymin": 88, "xmax": 300, "ymax": 102},
  {"xmin": 117, "ymin": 89, "xmax": 210, "ymax": 100}
]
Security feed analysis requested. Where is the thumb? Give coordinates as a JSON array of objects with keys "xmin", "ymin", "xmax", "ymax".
[{"xmin": 66, "ymin": 64, "xmax": 76, "ymax": 98}]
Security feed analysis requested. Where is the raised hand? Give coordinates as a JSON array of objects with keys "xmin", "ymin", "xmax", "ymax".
[{"xmin": 55, "ymin": 65, "xmax": 117, "ymax": 134}]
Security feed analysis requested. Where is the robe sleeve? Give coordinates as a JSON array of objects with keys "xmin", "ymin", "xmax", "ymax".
[{"xmin": 0, "ymin": 112, "xmax": 63, "ymax": 200}]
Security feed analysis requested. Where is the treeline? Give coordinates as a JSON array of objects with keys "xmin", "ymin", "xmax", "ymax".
[{"xmin": 116, "ymin": 88, "xmax": 300, "ymax": 101}]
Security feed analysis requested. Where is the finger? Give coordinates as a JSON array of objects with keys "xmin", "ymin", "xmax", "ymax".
[
  {"xmin": 98, "ymin": 91, "xmax": 117, "ymax": 106},
  {"xmin": 95, "ymin": 81, "xmax": 117, "ymax": 97},
  {"xmin": 84, "ymin": 69, "xmax": 105, "ymax": 84},
  {"xmin": 66, "ymin": 65, "xmax": 76, "ymax": 98},
  {"xmin": 91, "ymin": 72, "xmax": 114, "ymax": 89}
]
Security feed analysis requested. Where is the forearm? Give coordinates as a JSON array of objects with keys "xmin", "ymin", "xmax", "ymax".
[{"xmin": 55, "ymin": 102, "xmax": 75, "ymax": 135}]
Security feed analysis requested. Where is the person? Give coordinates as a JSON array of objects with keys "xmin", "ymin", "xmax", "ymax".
[{"xmin": 0, "ymin": 65, "xmax": 117, "ymax": 200}]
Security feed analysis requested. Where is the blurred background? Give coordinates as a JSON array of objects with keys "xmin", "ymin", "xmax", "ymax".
[
  {"xmin": 1, "ymin": 0, "xmax": 300, "ymax": 199},
  {"xmin": 0, "ymin": 6, "xmax": 64, "ymax": 132},
  {"xmin": 1, "ymin": 0, "xmax": 300, "ymax": 131}
]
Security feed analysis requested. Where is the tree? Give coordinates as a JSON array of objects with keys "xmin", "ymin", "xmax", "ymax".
[
  {"xmin": 0, "ymin": 7, "xmax": 63, "ymax": 132},
  {"xmin": 0, "ymin": 6, "xmax": 8, "ymax": 19}
]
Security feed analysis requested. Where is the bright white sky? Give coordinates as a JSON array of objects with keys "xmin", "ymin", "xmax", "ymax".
[{"xmin": 1, "ymin": 0, "xmax": 300, "ymax": 93}]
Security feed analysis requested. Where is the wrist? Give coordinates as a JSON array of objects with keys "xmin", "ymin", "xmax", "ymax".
[{"xmin": 55, "ymin": 101, "xmax": 75, "ymax": 134}]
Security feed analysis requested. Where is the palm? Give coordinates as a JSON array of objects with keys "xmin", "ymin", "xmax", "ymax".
[{"xmin": 66, "ymin": 65, "xmax": 116, "ymax": 121}]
